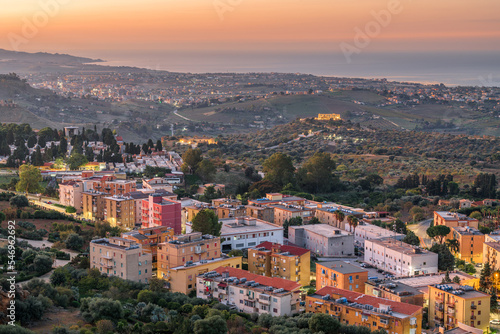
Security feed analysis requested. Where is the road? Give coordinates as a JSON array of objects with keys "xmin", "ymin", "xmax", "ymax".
[
  {"xmin": 173, "ymin": 109, "xmax": 193, "ymax": 121},
  {"xmin": 407, "ymin": 218, "xmax": 434, "ymax": 248}
]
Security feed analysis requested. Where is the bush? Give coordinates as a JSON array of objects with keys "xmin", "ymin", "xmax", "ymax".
[
  {"xmin": 65, "ymin": 233, "xmax": 84, "ymax": 251},
  {"xmin": 10, "ymin": 195, "xmax": 29, "ymax": 208},
  {"xmin": 80, "ymin": 297, "xmax": 124, "ymax": 323},
  {"xmin": 65, "ymin": 206, "xmax": 77, "ymax": 214}
]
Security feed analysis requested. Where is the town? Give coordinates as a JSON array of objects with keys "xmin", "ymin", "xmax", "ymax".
[{"xmin": 1, "ymin": 121, "xmax": 500, "ymax": 334}]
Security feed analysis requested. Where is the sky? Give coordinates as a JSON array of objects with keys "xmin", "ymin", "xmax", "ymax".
[{"xmin": 1, "ymin": 0, "xmax": 499, "ymax": 58}]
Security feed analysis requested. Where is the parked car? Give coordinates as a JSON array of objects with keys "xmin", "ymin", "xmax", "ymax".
[{"xmin": 490, "ymin": 319, "xmax": 500, "ymax": 326}]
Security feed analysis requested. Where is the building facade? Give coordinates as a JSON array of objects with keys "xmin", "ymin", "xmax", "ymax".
[
  {"xmin": 434, "ymin": 211, "xmax": 479, "ymax": 232},
  {"xmin": 104, "ymin": 195, "xmax": 136, "ymax": 229},
  {"xmin": 288, "ymin": 224, "xmax": 354, "ymax": 257},
  {"xmin": 364, "ymin": 238, "xmax": 438, "ymax": 276},
  {"xmin": 141, "ymin": 194, "xmax": 181, "ymax": 233},
  {"xmin": 246, "ymin": 205, "xmax": 274, "ymax": 223},
  {"xmin": 220, "ymin": 217, "xmax": 284, "ymax": 252},
  {"xmin": 450, "ymin": 226, "xmax": 485, "ymax": 263},
  {"xmin": 316, "ymin": 261, "xmax": 368, "ymax": 293},
  {"xmin": 59, "ymin": 181, "xmax": 83, "ymax": 213},
  {"xmin": 271, "ymin": 204, "xmax": 315, "ymax": 226},
  {"xmin": 90, "ymin": 237, "xmax": 152, "ymax": 283},
  {"xmin": 428, "ymin": 284, "xmax": 490, "ymax": 331},
  {"xmin": 306, "ymin": 286, "xmax": 422, "ymax": 334},
  {"xmin": 248, "ymin": 242, "xmax": 310, "ymax": 286},
  {"xmin": 197, "ymin": 266, "xmax": 302, "ymax": 316},
  {"xmin": 82, "ymin": 190, "xmax": 107, "ymax": 221}
]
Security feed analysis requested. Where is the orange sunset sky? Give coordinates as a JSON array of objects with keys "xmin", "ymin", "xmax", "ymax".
[{"xmin": 1, "ymin": 0, "xmax": 499, "ymax": 56}]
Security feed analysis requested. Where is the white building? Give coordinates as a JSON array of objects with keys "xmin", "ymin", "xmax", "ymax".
[
  {"xmin": 348, "ymin": 222, "xmax": 405, "ymax": 247},
  {"xmin": 220, "ymin": 217, "xmax": 283, "ymax": 252},
  {"xmin": 196, "ymin": 266, "xmax": 302, "ymax": 316},
  {"xmin": 364, "ymin": 237, "xmax": 438, "ymax": 277},
  {"xmin": 288, "ymin": 224, "xmax": 354, "ymax": 257}
]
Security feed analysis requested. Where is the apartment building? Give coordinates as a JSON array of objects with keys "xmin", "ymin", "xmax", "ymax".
[
  {"xmin": 82, "ymin": 190, "xmax": 107, "ymax": 221},
  {"xmin": 351, "ymin": 222, "xmax": 405, "ymax": 247},
  {"xmin": 197, "ymin": 266, "xmax": 302, "ymax": 316},
  {"xmin": 85, "ymin": 175, "xmax": 137, "ymax": 195},
  {"xmin": 483, "ymin": 242, "xmax": 500, "ymax": 270},
  {"xmin": 58, "ymin": 181, "xmax": 83, "ymax": 213},
  {"xmin": 364, "ymin": 238, "xmax": 438, "ymax": 276},
  {"xmin": 185, "ymin": 204, "xmax": 216, "ymax": 223},
  {"xmin": 428, "ymin": 284, "xmax": 490, "ymax": 331},
  {"xmin": 157, "ymin": 232, "xmax": 241, "ymax": 293},
  {"xmin": 217, "ymin": 204, "xmax": 247, "ymax": 219},
  {"xmin": 125, "ymin": 190, "xmax": 177, "ymax": 227},
  {"xmin": 306, "ymin": 286, "xmax": 422, "ymax": 334},
  {"xmin": 288, "ymin": 224, "xmax": 354, "ymax": 257},
  {"xmin": 315, "ymin": 204, "xmax": 365, "ymax": 229},
  {"xmin": 90, "ymin": 237, "xmax": 152, "ymax": 283},
  {"xmin": 245, "ymin": 205, "xmax": 274, "ymax": 223},
  {"xmin": 121, "ymin": 226, "xmax": 174, "ymax": 275},
  {"xmin": 316, "ymin": 261, "xmax": 368, "ymax": 293},
  {"xmin": 212, "ymin": 198, "xmax": 242, "ymax": 208},
  {"xmin": 104, "ymin": 195, "xmax": 135, "ymax": 229},
  {"xmin": 219, "ymin": 217, "xmax": 283, "ymax": 252},
  {"xmin": 450, "ymin": 226, "xmax": 485, "ymax": 263},
  {"xmin": 141, "ymin": 194, "xmax": 181, "ymax": 233},
  {"xmin": 365, "ymin": 280, "xmax": 424, "ymax": 307},
  {"xmin": 142, "ymin": 177, "xmax": 174, "ymax": 192},
  {"xmin": 434, "ymin": 211, "xmax": 479, "ymax": 232},
  {"xmin": 247, "ymin": 193, "xmax": 306, "ymax": 206},
  {"xmin": 271, "ymin": 204, "xmax": 315, "ymax": 226},
  {"xmin": 248, "ymin": 242, "xmax": 310, "ymax": 286}
]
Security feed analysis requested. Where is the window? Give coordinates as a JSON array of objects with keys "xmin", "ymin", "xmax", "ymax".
[
  {"xmin": 188, "ymin": 284, "xmax": 192, "ymax": 289},
  {"xmin": 273, "ymin": 298, "xmax": 278, "ymax": 302},
  {"xmin": 273, "ymin": 308, "xmax": 278, "ymax": 313},
  {"xmin": 355, "ymin": 275, "xmax": 359, "ymax": 279},
  {"xmin": 121, "ymin": 263, "xmax": 123, "ymax": 268},
  {"xmin": 139, "ymin": 270, "xmax": 142, "ymax": 275}
]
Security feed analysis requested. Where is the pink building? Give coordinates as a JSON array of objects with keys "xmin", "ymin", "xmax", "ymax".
[
  {"xmin": 58, "ymin": 181, "xmax": 83, "ymax": 213},
  {"xmin": 141, "ymin": 194, "xmax": 181, "ymax": 234}
]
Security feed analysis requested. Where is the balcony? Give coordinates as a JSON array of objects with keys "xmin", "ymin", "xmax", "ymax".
[
  {"xmin": 471, "ymin": 305, "xmax": 477, "ymax": 309},
  {"xmin": 470, "ymin": 316, "xmax": 476, "ymax": 320},
  {"xmin": 102, "ymin": 254, "xmax": 112, "ymax": 260}
]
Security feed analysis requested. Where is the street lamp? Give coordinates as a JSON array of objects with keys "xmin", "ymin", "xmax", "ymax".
[{"xmin": 495, "ymin": 272, "xmax": 499, "ymax": 295}]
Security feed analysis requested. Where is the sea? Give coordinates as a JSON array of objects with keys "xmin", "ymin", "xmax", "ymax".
[{"xmin": 86, "ymin": 50, "xmax": 500, "ymax": 87}]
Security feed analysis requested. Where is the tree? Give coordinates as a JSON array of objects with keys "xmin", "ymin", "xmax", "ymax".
[
  {"xmin": 392, "ymin": 219, "xmax": 406, "ymax": 234},
  {"xmin": 309, "ymin": 313, "xmax": 340, "ymax": 334},
  {"xmin": 65, "ymin": 233, "xmax": 84, "ymax": 250},
  {"xmin": 66, "ymin": 152, "xmax": 88, "ymax": 170},
  {"xmin": 480, "ymin": 263, "xmax": 492, "ymax": 289},
  {"xmin": 155, "ymin": 139, "xmax": 163, "ymax": 152},
  {"xmin": 470, "ymin": 211, "xmax": 482, "ymax": 220},
  {"xmin": 283, "ymin": 216, "xmax": 303, "ymax": 238},
  {"xmin": 193, "ymin": 315, "xmax": 227, "ymax": 334},
  {"xmin": 59, "ymin": 137, "xmax": 68, "ymax": 156},
  {"xmin": 427, "ymin": 225, "xmax": 451, "ymax": 244},
  {"xmin": 10, "ymin": 195, "xmax": 29, "ymax": 208},
  {"xmin": 192, "ymin": 209, "xmax": 222, "ymax": 236},
  {"xmin": 297, "ymin": 152, "xmax": 337, "ymax": 193},
  {"xmin": 33, "ymin": 254, "xmax": 53, "ymax": 273},
  {"xmin": 452, "ymin": 275, "xmax": 461, "ymax": 284},
  {"xmin": 0, "ymin": 212, "xmax": 5, "ymax": 223},
  {"xmin": 409, "ymin": 206, "xmax": 424, "ymax": 222},
  {"xmin": 80, "ymin": 297, "xmax": 124, "ymax": 323},
  {"xmin": 27, "ymin": 135, "xmax": 37, "ymax": 148},
  {"xmin": 196, "ymin": 159, "xmax": 216, "ymax": 182},
  {"xmin": 334, "ymin": 211, "xmax": 345, "ymax": 229},
  {"xmin": 16, "ymin": 164, "xmax": 42, "ymax": 193},
  {"xmin": 148, "ymin": 277, "xmax": 166, "ymax": 292},
  {"xmin": 31, "ymin": 146, "xmax": 44, "ymax": 166},
  {"xmin": 445, "ymin": 239, "xmax": 460, "ymax": 254},
  {"xmin": 403, "ymin": 230, "xmax": 420, "ymax": 246},
  {"xmin": 262, "ymin": 152, "xmax": 295, "ymax": 188},
  {"xmin": 346, "ymin": 215, "xmax": 359, "ymax": 233},
  {"xmin": 183, "ymin": 148, "xmax": 203, "ymax": 173},
  {"xmin": 430, "ymin": 244, "xmax": 454, "ymax": 271}
]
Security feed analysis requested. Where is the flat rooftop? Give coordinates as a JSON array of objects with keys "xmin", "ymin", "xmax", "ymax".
[
  {"xmin": 270, "ymin": 204, "xmax": 313, "ymax": 212},
  {"xmin": 366, "ymin": 280, "xmax": 422, "ymax": 296},
  {"xmin": 290, "ymin": 224, "xmax": 351, "ymax": 237},
  {"xmin": 435, "ymin": 211, "xmax": 476, "ymax": 221},
  {"xmin": 393, "ymin": 272, "xmax": 474, "ymax": 287},
  {"xmin": 431, "ymin": 283, "xmax": 490, "ymax": 299},
  {"xmin": 367, "ymin": 237, "xmax": 435, "ymax": 256},
  {"xmin": 356, "ymin": 223, "xmax": 405, "ymax": 238},
  {"xmin": 318, "ymin": 261, "xmax": 366, "ymax": 274},
  {"xmin": 220, "ymin": 217, "xmax": 282, "ymax": 235},
  {"xmin": 451, "ymin": 226, "xmax": 483, "ymax": 236}
]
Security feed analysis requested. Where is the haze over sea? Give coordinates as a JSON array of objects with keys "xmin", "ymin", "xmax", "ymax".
[{"xmin": 88, "ymin": 50, "xmax": 500, "ymax": 87}]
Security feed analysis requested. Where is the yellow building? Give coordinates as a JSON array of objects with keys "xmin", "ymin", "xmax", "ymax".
[
  {"xmin": 450, "ymin": 226, "xmax": 484, "ymax": 263},
  {"xmin": 483, "ymin": 242, "xmax": 500, "ymax": 271},
  {"xmin": 82, "ymin": 190, "xmax": 107, "ymax": 221},
  {"xmin": 104, "ymin": 195, "xmax": 136, "ymax": 229},
  {"xmin": 428, "ymin": 284, "xmax": 490, "ymax": 331},
  {"xmin": 162, "ymin": 256, "xmax": 242, "ymax": 294},
  {"xmin": 248, "ymin": 242, "xmax": 310, "ymax": 286},
  {"xmin": 315, "ymin": 113, "xmax": 341, "ymax": 121},
  {"xmin": 306, "ymin": 286, "xmax": 422, "ymax": 334}
]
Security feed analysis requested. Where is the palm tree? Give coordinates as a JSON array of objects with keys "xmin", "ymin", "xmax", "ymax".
[
  {"xmin": 446, "ymin": 239, "xmax": 460, "ymax": 254},
  {"xmin": 334, "ymin": 211, "xmax": 345, "ymax": 229},
  {"xmin": 347, "ymin": 215, "xmax": 359, "ymax": 233}
]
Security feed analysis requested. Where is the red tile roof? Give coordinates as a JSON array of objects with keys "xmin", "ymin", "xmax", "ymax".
[
  {"xmin": 256, "ymin": 241, "xmax": 310, "ymax": 256},
  {"xmin": 314, "ymin": 286, "xmax": 422, "ymax": 316},
  {"xmin": 214, "ymin": 267, "xmax": 301, "ymax": 291}
]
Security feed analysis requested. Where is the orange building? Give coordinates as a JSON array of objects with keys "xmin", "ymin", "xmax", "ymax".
[
  {"xmin": 272, "ymin": 204, "xmax": 315, "ymax": 226},
  {"xmin": 216, "ymin": 204, "xmax": 247, "ymax": 219},
  {"xmin": 434, "ymin": 211, "xmax": 479, "ymax": 231},
  {"xmin": 451, "ymin": 226, "xmax": 485, "ymax": 263},
  {"xmin": 248, "ymin": 242, "xmax": 310, "ymax": 286},
  {"xmin": 121, "ymin": 226, "xmax": 174, "ymax": 275},
  {"xmin": 306, "ymin": 286, "xmax": 422, "ymax": 334},
  {"xmin": 365, "ymin": 280, "xmax": 424, "ymax": 307},
  {"xmin": 212, "ymin": 198, "xmax": 242, "ymax": 208},
  {"xmin": 86, "ymin": 175, "xmax": 137, "ymax": 196},
  {"xmin": 157, "ymin": 232, "xmax": 221, "ymax": 273},
  {"xmin": 316, "ymin": 261, "xmax": 368, "ymax": 293}
]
